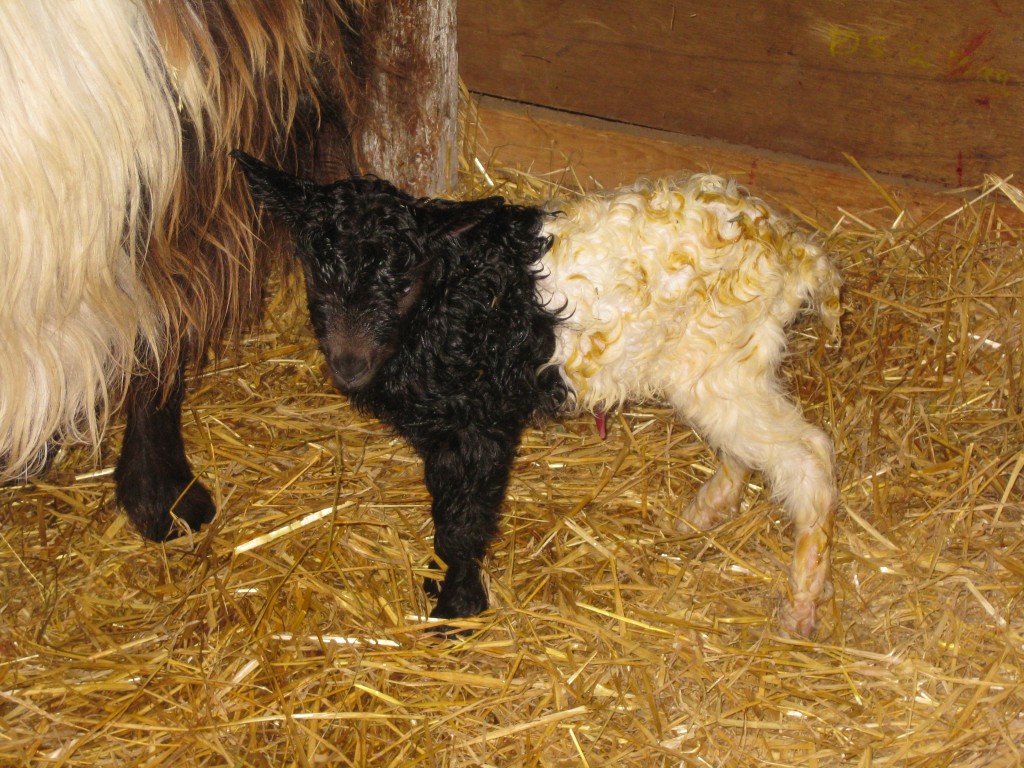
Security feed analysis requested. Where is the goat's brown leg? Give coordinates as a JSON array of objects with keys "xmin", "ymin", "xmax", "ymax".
[{"xmin": 114, "ymin": 352, "xmax": 215, "ymax": 540}]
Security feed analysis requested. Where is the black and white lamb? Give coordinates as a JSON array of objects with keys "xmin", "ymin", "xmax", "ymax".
[{"xmin": 233, "ymin": 151, "xmax": 843, "ymax": 637}]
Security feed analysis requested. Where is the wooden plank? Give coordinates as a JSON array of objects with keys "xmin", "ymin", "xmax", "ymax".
[
  {"xmin": 458, "ymin": 0, "xmax": 1024, "ymax": 188},
  {"xmin": 354, "ymin": 0, "xmax": 458, "ymax": 195},
  {"xmin": 467, "ymin": 96, "xmax": 1008, "ymax": 228}
]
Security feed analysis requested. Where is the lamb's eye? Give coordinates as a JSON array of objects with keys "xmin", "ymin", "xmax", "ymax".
[{"xmin": 397, "ymin": 281, "xmax": 419, "ymax": 312}]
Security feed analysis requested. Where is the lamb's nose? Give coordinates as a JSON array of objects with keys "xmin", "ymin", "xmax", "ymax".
[{"xmin": 331, "ymin": 353, "xmax": 371, "ymax": 390}]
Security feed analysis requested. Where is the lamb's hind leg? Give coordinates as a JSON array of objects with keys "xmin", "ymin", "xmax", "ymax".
[
  {"xmin": 679, "ymin": 452, "xmax": 751, "ymax": 530},
  {"xmin": 672, "ymin": 378, "xmax": 836, "ymax": 637}
]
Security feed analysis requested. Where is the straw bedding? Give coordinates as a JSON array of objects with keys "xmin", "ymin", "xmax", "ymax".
[{"xmin": 1, "ymin": 113, "xmax": 1023, "ymax": 766}]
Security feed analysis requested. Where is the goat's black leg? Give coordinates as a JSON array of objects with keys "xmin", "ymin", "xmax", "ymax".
[
  {"xmin": 417, "ymin": 426, "xmax": 521, "ymax": 620},
  {"xmin": 114, "ymin": 354, "xmax": 215, "ymax": 541}
]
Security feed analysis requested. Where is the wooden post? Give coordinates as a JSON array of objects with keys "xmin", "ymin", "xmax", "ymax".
[{"xmin": 354, "ymin": 0, "xmax": 459, "ymax": 196}]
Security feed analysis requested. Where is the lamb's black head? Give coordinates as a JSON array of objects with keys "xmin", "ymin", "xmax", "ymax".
[{"xmin": 231, "ymin": 150, "xmax": 504, "ymax": 394}]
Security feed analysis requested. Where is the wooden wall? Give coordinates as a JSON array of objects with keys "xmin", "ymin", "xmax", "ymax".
[{"xmin": 458, "ymin": 0, "xmax": 1024, "ymax": 216}]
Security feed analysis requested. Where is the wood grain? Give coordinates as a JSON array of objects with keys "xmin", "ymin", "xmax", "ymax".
[
  {"xmin": 355, "ymin": 0, "xmax": 459, "ymax": 195},
  {"xmin": 459, "ymin": 0, "xmax": 1023, "ymax": 187},
  {"xmin": 467, "ymin": 96, "xmax": 1011, "ymax": 228}
]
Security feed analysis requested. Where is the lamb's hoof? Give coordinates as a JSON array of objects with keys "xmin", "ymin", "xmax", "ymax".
[
  {"xmin": 677, "ymin": 495, "xmax": 728, "ymax": 532},
  {"xmin": 780, "ymin": 598, "xmax": 819, "ymax": 639},
  {"xmin": 423, "ymin": 573, "xmax": 442, "ymax": 599},
  {"xmin": 426, "ymin": 619, "xmax": 478, "ymax": 640},
  {"xmin": 423, "ymin": 570, "xmax": 488, "ymax": 636},
  {"xmin": 676, "ymin": 463, "xmax": 748, "ymax": 532},
  {"xmin": 116, "ymin": 470, "xmax": 216, "ymax": 541},
  {"xmin": 421, "ymin": 580, "xmax": 486, "ymax": 638}
]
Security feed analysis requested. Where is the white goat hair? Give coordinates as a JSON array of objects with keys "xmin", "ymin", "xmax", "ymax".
[
  {"xmin": 0, "ymin": 0, "xmax": 358, "ymax": 525},
  {"xmin": 538, "ymin": 174, "xmax": 842, "ymax": 636},
  {"xmin": 0, "ymin": 1, "xmax": 174, "ymax": 477}
]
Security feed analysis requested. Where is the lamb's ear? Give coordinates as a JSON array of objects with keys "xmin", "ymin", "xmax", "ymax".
[
  {"xmin": 413, "ymin": 196, "xmax": 505, "ymax": 240},
  {"xmin": 231, "ymin": 150, "xmax": 316, "ymax": 227}
]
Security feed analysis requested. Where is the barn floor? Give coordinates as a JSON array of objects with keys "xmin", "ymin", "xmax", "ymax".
[{"xmin": 2, "ymin": 134, "xmax": 1023, "ymax": 766}]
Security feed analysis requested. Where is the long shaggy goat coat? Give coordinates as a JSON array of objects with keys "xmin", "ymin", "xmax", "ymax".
[
  {"xmin": 235, "ymin": 155, "xmax": 842, "ymax": 636},
  {"xmin": 0, "ymin": 1, "xmax": 360, "ymax": 538}
]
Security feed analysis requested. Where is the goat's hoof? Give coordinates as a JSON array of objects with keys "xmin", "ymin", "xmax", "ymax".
[{"xmin": 116, "ymin": 473, "xmax": 216, "ymax": 541}]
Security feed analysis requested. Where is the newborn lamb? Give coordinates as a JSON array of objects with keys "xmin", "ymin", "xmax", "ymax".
[{"xmin": 234, "ymin": 151, "xmax": 842, "ymax": 636}]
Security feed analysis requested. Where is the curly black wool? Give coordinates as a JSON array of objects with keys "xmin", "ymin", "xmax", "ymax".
[{"xmin": 234, "ymin": 151, "xmax": 566, "ymax": 620}]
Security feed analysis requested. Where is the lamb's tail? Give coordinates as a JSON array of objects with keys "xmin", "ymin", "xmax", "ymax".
[
  {"xmin": 760, "ymin": 210, "xmax": 843, "ymax": 347},
  {"xmin": 724, "ymin": 175, "xmax": 843, "ymax": 346},
  {"xmin": 803, "ymin": 240, "xmax": 843, "ymax": 346}
]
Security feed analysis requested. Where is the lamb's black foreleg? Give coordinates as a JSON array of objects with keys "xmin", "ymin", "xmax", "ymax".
[
  {"xmin": 418, "ymin": 426, "xmax": 521, "ymax": 620},
  {"xmin": 114, "ymin": 353, "xmax": 215, "ymax": 541}
]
